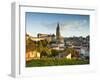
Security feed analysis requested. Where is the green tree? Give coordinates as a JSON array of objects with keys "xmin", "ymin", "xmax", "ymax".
[
  {"xmin": 26, "ymin": 37, "xmax": 36, "ymax": 52},
  {"xmin": 51, "ymin": 49, "xmax": 60, "ymax": 57},
  {"xmin": 65, "ymin": 48, "xmax": 79, "ymax": 58},
  {"xmin": 37, "ymin": 40, "xmax": 51, "ymax": 58}
]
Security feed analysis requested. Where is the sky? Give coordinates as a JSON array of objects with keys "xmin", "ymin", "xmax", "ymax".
[{"xmin": 26, "ymin": 12, "xmax": 89, "ymax": 37}]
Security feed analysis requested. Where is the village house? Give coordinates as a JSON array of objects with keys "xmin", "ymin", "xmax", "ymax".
[
  {"xmin": 55, "ymin": 52, "xmax": 72, "ymax": 59},
  {"xmin": 26, "ymin": 50, "xmax": 40, "ymax": 61}
]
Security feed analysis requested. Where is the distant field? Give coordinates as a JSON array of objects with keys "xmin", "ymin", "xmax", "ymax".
[{"xmin": 26, "ymin": 58, "xmax": 89, "ymax": 67}]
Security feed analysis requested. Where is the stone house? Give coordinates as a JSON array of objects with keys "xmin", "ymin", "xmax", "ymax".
[{"xmin": 26, "ymin": 50, "xmax": 40, "ymax": 61}]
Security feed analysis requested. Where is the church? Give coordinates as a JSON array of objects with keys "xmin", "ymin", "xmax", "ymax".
[
  {"xmin": 51, "ymin": 23, "xmax": 65, "ymax": 50},
  {"xmin": 56, "ymin": 22, "xmax": 64, "ymax": 44}
]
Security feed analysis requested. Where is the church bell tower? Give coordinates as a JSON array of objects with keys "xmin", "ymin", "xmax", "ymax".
[{"xmin": 56, "ymin": 22, "xmax": 60, "ymax": 40}]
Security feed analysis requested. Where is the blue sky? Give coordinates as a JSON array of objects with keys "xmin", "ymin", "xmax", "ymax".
[{"xmin": 26, "ymin": 12, "xmax": 89, "ymax": 37}]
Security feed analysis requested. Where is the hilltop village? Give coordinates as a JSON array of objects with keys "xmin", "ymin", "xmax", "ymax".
[{"xmin": 26, "ymin": 23, "xmax": 89, "ymax": 61}]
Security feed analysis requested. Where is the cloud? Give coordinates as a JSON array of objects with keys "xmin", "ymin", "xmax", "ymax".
[
  {"xmin": 60, "ymin": 19, "xmax": 89, "ymax": 32},
  {"xmin": 41, "ymin": 22, "xmax": 57, "ymax": 30},
  {"xmin": 59, "ymin": 19, "xmax": 89, "ymax": 37},
  {"xmin": 33, "ymin": 19, "xmax": 89, "ymax": 37}
]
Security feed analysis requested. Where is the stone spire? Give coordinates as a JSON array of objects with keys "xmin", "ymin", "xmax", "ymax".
[{"xmin": 56, "ymin": 22, "xmax": 60, "ymax": 40}]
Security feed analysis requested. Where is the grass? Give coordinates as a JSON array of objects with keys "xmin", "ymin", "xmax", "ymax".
[{"xmin": 26, "ymin": 58, "xmax": 89, "ymax": 67}]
